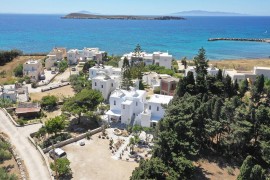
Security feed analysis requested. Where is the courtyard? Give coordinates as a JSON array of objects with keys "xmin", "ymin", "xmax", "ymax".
[{"xmin": 61, "ymin": 132, "xmax": 139, "ymax": 180}]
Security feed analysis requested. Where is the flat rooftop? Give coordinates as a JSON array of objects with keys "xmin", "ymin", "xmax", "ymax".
[
  {"xmin": 25, "ymin": 60, "xmax": 40, "ymax": 64},
  {"xmin": 148, "ymin": 94, "xmax": 173, "ymax": 104},
  {"xmin": 254, "ymin": 66, "xmax": 270, "ymax": 70}
]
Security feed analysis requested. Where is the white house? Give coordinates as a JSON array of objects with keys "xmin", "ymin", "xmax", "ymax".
[
  {"xmin": 89, "ymin": 65, "xmax": 121, "ymax": 80},
  {"xmin": 185, "ymin": 64, "xmax": 219, "ymax": 78},
  {"xmin": 67, "ymin": 48, "xmax": 105, "ymax": 65},
  {"xmin": 223, "ymin": 69, "xmax": 256, "ymax": 83},
  {"xmin": 106, "ymin": 88, "xmax": 147, "ymax": 125},
  {"xmin": 254, "ymin": 67, "xmax": 270, "ymax": 79},
  {"xmin": 90, "ymin": 65, "xmax": 142, "ymax": 101},
  {"xmin": 0, "ymin": 84, "xmax": 29, "ymax": 102},
  {"xmin": 92, "ymin": 72, "xmax": 121, "ymax": 100},
  {"xmin": 45, "ymin": 47, "xmax": 66, "ymax": 70},
  {"xmin": 138, "ymin": 94, "xmax": 173, "ymax": 127},
  {"xmin": 67, "ymin": 49, "xmax": 80, "ymax": 65},
  {"xmin": 23, "ymin": 60, "xmax": 44, "ymax": 82},
  {"xmin": 119, "ymin": 51, "xmax": 173, "ymax": 69}
]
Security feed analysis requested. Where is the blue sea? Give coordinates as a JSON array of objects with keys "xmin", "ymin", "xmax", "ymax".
[{"xmin": 0, "ymin": 14, "xmax": 270, "ymax": 60}]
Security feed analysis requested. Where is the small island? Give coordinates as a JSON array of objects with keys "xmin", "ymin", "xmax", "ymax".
[{"xmin": 61, "ymin": 13, "xmax": 185, "ymax": 20}]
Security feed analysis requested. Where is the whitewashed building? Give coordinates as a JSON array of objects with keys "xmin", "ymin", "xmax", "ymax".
[
  {"xmin": 23, "ymin": 60, "xmax": 44, "ymax": 82},
  {"xmin": 119, "ymin": 51, "xmax": 173, "ymax": 69},
  {"xmin": 254, "ymin": 67, "xmax": 270, "ymax": 79},
  {"xmin": 223, "ymin": 69, "xmax": 256, "ymax": 83},
  {"xmin": 106, "ymin": 88, "xmax": 147, "ymax": 125},
  {"xmin": 92, "ymin": 72, "xmax": 121, "ymax": 101},
  {"xmin": 90, "ymin": 65, "xmax": 142, "ymax": 101},
  {"xmin": 185, "ymin": 64, "xmax": 219, "ymax": 78},
  {"xmin": 0, "ymin": 84, "xmax": 29, "ymax": 102},
  {"xmin": 138, "ymin": 94, "xmax": 173, "ymax": 127},
  {"xmin": 89, "ymin": 65, "xmax": 121, "ymax": 80},
  {"xmin": 67, "ymin": 48, "xmax": 105, "ymax": 65},
  {"xmin": 45, "ymin": 47, "xmax": 66, "ymax": 70},
  {"xmin": 106, "ymin": 89, "xmax": 173, "ymax": 127}
]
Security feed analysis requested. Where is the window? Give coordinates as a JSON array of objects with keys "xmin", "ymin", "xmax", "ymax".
[
  {"xmin": 157, "ymin": 106, "xmax": 159, "ymax": 111},
  {"xmin": 123, "ymin": 105, "xmax": 125, "ymax": 109},
  {"xmin": 149, "ymin": 105, "xmax": 151, "ymax": 110},
  {"xmin": 101, "ymin": 85, "xmax": 103, "ymax": 88},
  {"xmin": 111, "ymin": 83, "xmax": 113, "ymax": 87},
  {"xmin": 136, "ymin": 102, "xmax": 138, "ymax": 106},
  {"xmin": 92, "ymin": 71, "xmax": 93, "ymax": 75},
  {"xmin": 95, "ymin": 82, "xmax": 97, "ymax": 86},
  {"xmin": 114, "ymin": 100, "xmax": 116, "ymax": 105}
]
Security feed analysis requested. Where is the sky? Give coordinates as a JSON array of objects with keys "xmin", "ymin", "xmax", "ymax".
[{"xmin": 0, "ymin": 0, "xmax": 269, "ymax": 15}]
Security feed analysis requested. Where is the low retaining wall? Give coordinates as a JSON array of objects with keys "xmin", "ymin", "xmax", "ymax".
[
  {"xmin": 0, "ymin": 134, "xmax": 28, "ymax": 180},
  {"xmin": 28, "ymin": 136, "xmax": 54, "ymax": 180},
  {"xmin": 0, "ymin": 108, "xmax": 20, "ymax": 127},
  {"xmin": 41, "ymin": 82, "xmax": 70, "ymax": 92},
  {"xmin": 43, "ymin": 126, "xmax": 102, "ymax": 153}
]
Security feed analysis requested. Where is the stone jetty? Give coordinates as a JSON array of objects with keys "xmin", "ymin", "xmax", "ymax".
[{"xmin": 208, "ymin": 38, "xmax": 270, "ymax": 43}]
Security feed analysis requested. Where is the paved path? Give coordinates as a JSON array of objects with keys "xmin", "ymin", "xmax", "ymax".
[{"xmin": 0, "ymin": 110, "xmax": 51, "ymax": 180}]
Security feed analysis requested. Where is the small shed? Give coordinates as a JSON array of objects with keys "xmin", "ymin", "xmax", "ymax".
[{"xmin": 15, "ymin": 102, "xmax": 41, "ymax": 118}]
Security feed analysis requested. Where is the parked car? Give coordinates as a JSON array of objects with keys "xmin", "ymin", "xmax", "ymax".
[
  {"xmin": 49, "ymin": 148, "xmax": 66, "ymax": 160},
  {"xmin": 71, "ymin": 67, "xmax": 76, "ymax": 71}
]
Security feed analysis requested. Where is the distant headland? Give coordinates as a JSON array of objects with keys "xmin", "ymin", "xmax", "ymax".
[{"xmin": 61, "ymin": 13, "xmax": 185, "ymax": 20}]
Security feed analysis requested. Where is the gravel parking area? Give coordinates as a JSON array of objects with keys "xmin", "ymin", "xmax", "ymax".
[{"xmin": 61, "ymin": 132, "xmax": 138, "ymax": 180}]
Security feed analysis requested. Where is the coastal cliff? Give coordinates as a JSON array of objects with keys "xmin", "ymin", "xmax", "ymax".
[{"xmin": 61, "ymin": 13, "xmax": 185, "ymax": 20}]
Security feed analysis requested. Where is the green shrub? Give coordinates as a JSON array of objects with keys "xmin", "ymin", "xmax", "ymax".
[
  {"xmin": 31, "ymin": 82, "xmax": 37, "ymax": 88},
  {"xmin": 17, "ymin": 120, "xmax": 25, "ymax": 126},
  {"xmin": 0, "ymin": 168, "xmax": 18, "ymax": 180},
  {"xmin": 0, "ymin": 149, "xmax": 12, "ymax": 163},
  {"xmin": 13, "ymin": 64, "xmax": 23, "ymax": 77},
  {"xmin": 153, "ymin": 87, "xmax": 161, "ymax": 94}
]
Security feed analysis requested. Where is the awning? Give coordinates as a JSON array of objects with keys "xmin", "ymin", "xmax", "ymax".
[{"xmin": 105, "ymin": 110, "xmax": 121, "ymax": 117}]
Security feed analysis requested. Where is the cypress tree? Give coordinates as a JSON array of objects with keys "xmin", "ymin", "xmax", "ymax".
[
  {"xmin": 121, "ymin": 57, "xmax": 133, "ymax": 90},
  {"xmin": 216, "ymin": 69, "xmax": 223, "ymax": 81},
  {"xmin": 194, "ymin": 47, "xmax": 209, "ymax": 76},
  {"xmin": 239, "ymin": 78, "xmax": 249, "ymax": 96}
]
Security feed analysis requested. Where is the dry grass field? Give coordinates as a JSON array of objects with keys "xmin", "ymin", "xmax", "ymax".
[
  {"xmin": 30, "ymin": 85, "xmax": 75, "ymax": 101},
  {"xmin": 211, "ymin": 58, "xmax": 270, "ymax": 71},
  {"xmin": 0, "ymin": 56, "xmax": 45, "ymax": 84}
]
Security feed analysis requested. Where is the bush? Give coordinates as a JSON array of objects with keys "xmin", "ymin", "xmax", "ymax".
[
  {"xmin": 41, "ymin": 133, "xmax": 71, "ymax": 148},
  {"xmin": 31, "ymin": 82, "xmax": 37, "ymax": 88},
  {"xmin": 0, "ymin": 49, "xmax": 23, "ymax": 66},
  {"xmin": 58, "ymin": 60, "xmax": 68, "ymax": 73},
  {"xmin": 0, "ymin": 149, "xmax": 12, "ymax": 163},
  {"xmin": 153, "ymin": 87, "xmax": 161, "ymax": 94},
  {"xmin": 50, "ymin": 158, "xmax": 72, "ymax": 177},
  {"xmin": 41, "ymin": 95, "xmax": 57, "ymax": 110},
  {"xmin": 24, "ymin": 76, "xmax": 31, "ymax": 84},
  {"xmin": 0, "ymin": 168, "xmax": 18, "ymax": 180},
  {"xmin": 13, "ymin": 64, "xmax": 23, "ymax": 77},
  {"xmin": 17, "ymin": 119, "xmax": 25, "ymax": 126}
]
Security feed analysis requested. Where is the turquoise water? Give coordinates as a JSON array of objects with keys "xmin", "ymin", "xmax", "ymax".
[{"xmin": 0, "ymin": 14, "xmax": 270, "ymax": 59}]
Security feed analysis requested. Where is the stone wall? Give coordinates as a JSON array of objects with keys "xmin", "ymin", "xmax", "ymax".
[{"xmin": 42, "ymin": 127, "xmax": 102, "ymax": 153}]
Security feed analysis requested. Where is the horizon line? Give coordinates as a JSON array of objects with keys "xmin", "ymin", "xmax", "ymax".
[{"xmin": 1, "ymin": 12, "xmax": 270, "ymax": 17}]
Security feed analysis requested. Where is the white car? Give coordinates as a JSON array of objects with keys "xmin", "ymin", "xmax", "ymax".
[{"xmin": 49, "ymin": 148, "xmax": 66, "ymax": 160}]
